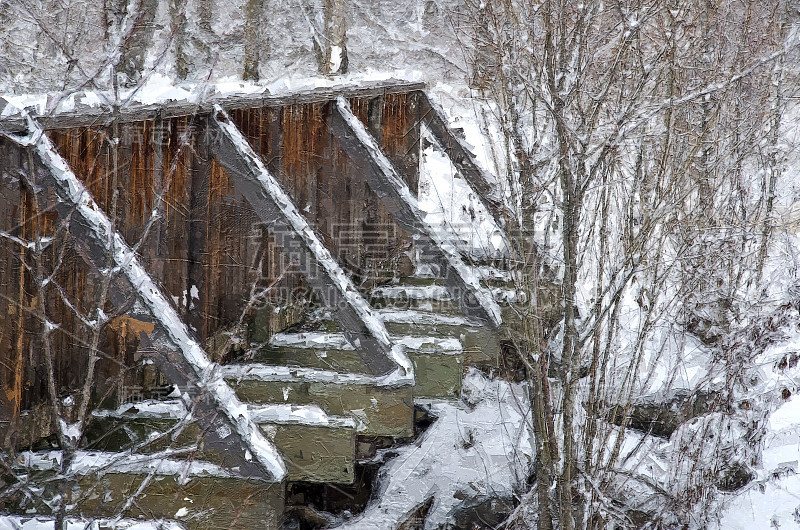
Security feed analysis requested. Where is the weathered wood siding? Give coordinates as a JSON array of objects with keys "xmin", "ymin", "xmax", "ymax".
[
  {"xmin": 0, "ymin": 91, "xmax": 421, "ymax": 446},
  {"xmin": 228, "ymin": 92, "xmax": 420, "ymax": 286}
]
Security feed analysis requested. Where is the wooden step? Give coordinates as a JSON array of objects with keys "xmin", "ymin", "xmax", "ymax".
[
  {"xmin": 14, "ymin": 450, "xmax": 283, "ymax": 529},
  {"xmin": 0, "ymin": 515, "xmax": 187, "ymax": 529},
  {"xmin": 300, "ymin": 309, "xmax": 498, "ymax": 363},
  {"xmin": 372, "ymin": 276, "xmax": 523, "ymax": 312},
  {"xmin": 254, "ymin": 332, "xmax": 370, "ymax": 373},
  {"xmin": 255, "ymin": 332, "xmax": 465, "ymax": 398},
  {"xmin": 221, "ymin": 365, "xmax": 414, "ymax": 438},
  {"xmin": 392, "ymin": 275, "xmax": 443, "ymax": 287},
  {"xmin": 86, "ymin": 400, "xmax": 357, "ymax": 483},
  {"xmin": 369, "ymin": 284, "xmax": 461, "ymax": 314},
  {"xmin": 249, "ymin": 405, "xmax": 356, "ymax": 483},
  {"xmin": 375, "ymin": 309, "xmax": 499, "ymax": 363}
]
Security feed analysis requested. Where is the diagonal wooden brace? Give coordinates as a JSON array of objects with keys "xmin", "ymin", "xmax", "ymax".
[
  {"xmin": 16, "ymin": 110, "xmax": 286, "ymax": 482},
  {"xmin": 207, "ymin": 106, "xmax": 410, "ymax": 380},
  {"xmin": 331, "ymin": 97, "xmax": 503, "ymax": 328}
]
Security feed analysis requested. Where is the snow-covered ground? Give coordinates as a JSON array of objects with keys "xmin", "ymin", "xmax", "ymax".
[
  {"xmin": 715, "ymin": 323, "xmax": 800, "ymax": 529},
  {"xmin": 418, "ymin": 127, "xmax": 506, "ymax": 259},
  {"xmin": 337, "ymin": 368, "xmax": 533, "ymax": 529},
  {"xmin": 5, "ymin": 1, "xmax": 800, "ymax": 527}
]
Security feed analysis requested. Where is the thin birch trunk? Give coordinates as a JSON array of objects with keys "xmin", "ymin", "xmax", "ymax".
[
  {"xmin": 243, "ymin": 0, "xmax": 266, "ymax": 81},
  {"xmin": 321, "ymin": 0, "xmax": 348, "ymax": 75}
]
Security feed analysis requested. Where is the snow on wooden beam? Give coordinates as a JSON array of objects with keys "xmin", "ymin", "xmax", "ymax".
[
  {"xmin": 8, "ymin": 105, "xmax": 287, "ymax": 482},
  {"xmin": 331, "ymin": 96, "xmax": 503, "ymax": 329},
  {"xmin": 0, "ymin": 80, "xmax": 426, "ymax": 133},
  {"xmin": 207, "ymin": 105, "xmax": 412, "ymax": 382},
  {"xmin": 417, "ymin": 93, "xmax": 506, "ymax": 231}
]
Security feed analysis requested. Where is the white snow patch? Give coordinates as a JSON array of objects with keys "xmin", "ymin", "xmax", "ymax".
[
  {"xmin": 59, "ymin": 419, "xmax": 82, "ymax": 446},
  {"xmin": 270, "ymin": 331, "xmax": 353, "ymax": 350},
  {"xmin": 92, "ymin": 399, "xmax": 189, "ymax": 419},
  {"xmin": 221, "ymin": 363, "xmax": 379, "ymax": 385},
  {"xmin": 419, "ymin": 126, "xmax": 506, "ymax": 260},
  {"xmin": 0, "ymin": 516, "xmax": 187, "ymax": 530},
  {"xmin": 717, "ymin": 476, "xmax": 800, "ymax": 529},
  {"xmin": 16, "ymin": 450, "xmax": 241, "ymax": 481},
  {"xmin": 15, "ymin": 451, "xmax": 63, "ymax": 471},
  {"xmin": 769, "ymin": 395, "xmax": 800, "ymax": 433},
  {"xmin": 376, "ymin": 309, "xmax": 475, "ymax": 327},
  {"xmin": 394, "ymin": 335, "xmax": 462, "ymax": 354},
  {"xmin": 264, "ymin": 70, "xmax": 423, "ymax": 98},
  {"xmin": 269, "ymin": 331, "xmax": 462, "ymax": 355},
  {"xmin": 212, "ymin": 76, "xmax": 266, "ymax": 96},
  {"xmin": 249, "ymin": 404, "xmax": 355, "ymax": 428},
  {"xmin": 372, "ymin": 284, "xmax": 451, "ymax": 301},
  {"xmin": 339, "ymin": 369, "xmax": 532, "ymax": 529},
  {"xmin": 132, "ymin": 74, "xmax": 192, "ymax": 105},
  {"xmin": 329, "ymin": 45, "xmax": 343, "ymax": 73}
]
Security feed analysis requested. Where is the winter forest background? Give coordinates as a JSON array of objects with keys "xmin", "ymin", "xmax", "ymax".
[{"xmin": 2, "ymin": 0, "xmax": 800, "ymax": 528}]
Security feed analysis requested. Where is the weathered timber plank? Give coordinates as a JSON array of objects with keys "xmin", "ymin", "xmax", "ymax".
[
  {"xmin": 263, "ymin": 422, "xmax": 356, "ymax": 483},
  {"xmin": 14, "ymin": 451, "xmax": 284, "ymax": 529},
  {"xmin": 224, "ymin": 367, "xmax": 414, "ymax": 438},
  {"xmin": 78, "ymin": 474, "xmax": 283, "ymax": 529},
  {"xmin": 376, "ymin": 311, "xmax": 500, "ymax": 362},
  {"xmin": 208, "ymin": 105, "xmax": 412, "ymax": 379},
  {"xmin": 0, "ymin": 80, "xmax": 426, "ymax": 133},
  {"xmin": 10, "ymin": 107, "xmax": 286, "ymax": 482},
  {"xmin": 248, "ymin": 331, "xmax": 465, "ymax": 398},
  {"xmin": 85, "ymin": 402, "xmax": 357, "ymax": 483},
  {"xmin": 330, "ymin": 97, "xmax": 503, "ymax": 328},
  {"xmin": 410, "ymin": 353, "xmax": 464, "ymax": 398}
]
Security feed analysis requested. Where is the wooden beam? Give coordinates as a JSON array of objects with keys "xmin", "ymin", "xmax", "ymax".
[
  {"xmin": 207, "ymin": 105, "xmax": 410, "ymax": 379},
  {"xmin": 331, "ymin": 96, "xmax": 503, "ymax": 329},
  {"xmin": 0, "ymin": 80, "xmax": 426, "ymax": 133},
  {"xmin": 9, "ymin": 106, "xmax": 286, "ymax": 482}
]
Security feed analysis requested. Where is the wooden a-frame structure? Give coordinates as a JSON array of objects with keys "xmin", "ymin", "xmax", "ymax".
[{"xmin": 0, "ymin": 81, "xmax": 507, "ymax": 483}]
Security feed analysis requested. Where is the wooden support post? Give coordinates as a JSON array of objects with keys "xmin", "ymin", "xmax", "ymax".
[
  {"xmin": 12, "ymin": 107, "xmax": 286, "ymax": 482},
  {"xmin": 207, "ymin": 105, "xmax": 409, "ymax": 379},
  {"xmin": 331, "ymin": 96, "xmax": 503, "ymax": 328}
]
